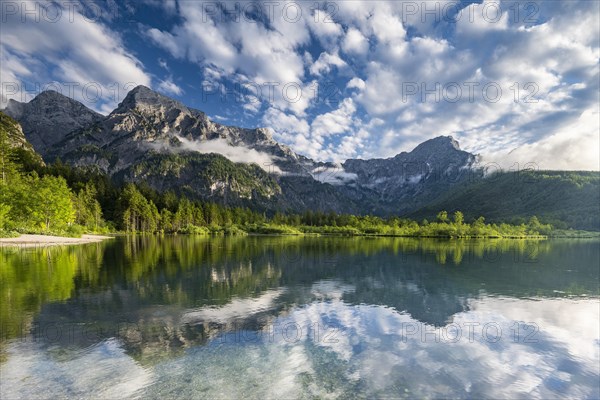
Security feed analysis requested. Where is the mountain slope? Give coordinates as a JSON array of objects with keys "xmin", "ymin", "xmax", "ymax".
[
  {"xmin": 51, "ymin": 85, "xmax": 317, "ymax": 174},
  {"xmin": 3, "ymin": 86, "xmax": 598, "ymax": 229},
  {"xmin": 341, "ymin": 136, "xmax": 482, "ymax": 214},
  {"xmin": 411, "ymin": 170, "xmax": 600, "ymax": 230},
  {"xmin": 4, "ymin": 91, "xmax": 103, "ymax": 155},
  {"xmin": 30, "ymin": 86, "xmax": 345, "ymax": 211},
  {"xmin": 113, "ymin": 152, "xmax": 282, "ymax": 208},
  {"xmin": 0, "ymin": 111, "xmax": 44, "ymax": 167}
]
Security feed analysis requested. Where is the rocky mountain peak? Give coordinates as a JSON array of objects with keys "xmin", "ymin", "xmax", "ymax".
[
  {"xmin": 32, "ymin": 89, "xmax": 76, "ymax": 103},
  {"xmin": 3, "ymin": 87, "xmax": 486, "ymax": 217},
  {"xmin": 2, "ymin": 91, "xmax": 103, "ymax": 154},
  {"xmin": 411, "ymin": 136, "xmax": 461, "ymax": 156},
  {"xmin": 237, "ymin": 127, "xmax": 275, "ymax": 146},
  {"xmin": 120, "ymin": 85, "xmax": 160, "ymax": 105},
  {"xmin": 113, "ymin": 85, "xmax": 196, "ymax": 116},
  {"xmin": 5, "ymin": 90, "xmax": 98, "ymax": 118},
  {"xmin": 4, "ymin": 99, "xmax": 24, "ymax": 118},
  {"xmin": 109, "ymin": 86, "xmax": 283, "ymax": 156}
]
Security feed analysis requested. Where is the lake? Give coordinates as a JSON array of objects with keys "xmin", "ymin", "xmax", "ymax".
[{"xmin": 1, "ymin": 236, "xmax": 599, "ymax": 399}]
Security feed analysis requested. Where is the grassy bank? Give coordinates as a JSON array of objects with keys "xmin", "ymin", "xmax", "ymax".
[{"xmin": 4, "ymin": 221, "xmax": 598, "ymax": 240}]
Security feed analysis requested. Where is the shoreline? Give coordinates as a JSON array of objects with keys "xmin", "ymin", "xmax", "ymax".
[
  {"xmin": 0, "ymin": 232, "xmax": 596, "ymax": 248},
  {"xmin": 0, "ymin": 234, "xmax": 114, "ymax": 248}
]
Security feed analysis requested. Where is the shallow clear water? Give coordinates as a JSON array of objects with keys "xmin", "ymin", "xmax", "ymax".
[{"xmin": 1, "ymin": 236, "xmax": 599, "ymax": 399}]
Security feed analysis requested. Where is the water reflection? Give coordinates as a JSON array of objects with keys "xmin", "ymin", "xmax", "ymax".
[{"xmin": 1, "ymin": 236, "xmax": 598, "ymax": 398}]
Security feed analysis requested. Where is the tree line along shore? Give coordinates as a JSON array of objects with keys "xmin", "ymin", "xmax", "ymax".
[{"xmin": 1, "ymin": 128, "xmax": 597, "ymax": 241}]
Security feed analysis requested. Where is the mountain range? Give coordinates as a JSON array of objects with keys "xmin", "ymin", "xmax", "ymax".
[{"xmin": 3, "ymin": 86, "xmax": 599, "ymax": 230}]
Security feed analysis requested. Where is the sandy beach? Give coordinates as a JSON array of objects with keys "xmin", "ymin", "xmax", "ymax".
[{"xmin": 0, "ymin": 234, "xmax": 114, "ymax": 248}]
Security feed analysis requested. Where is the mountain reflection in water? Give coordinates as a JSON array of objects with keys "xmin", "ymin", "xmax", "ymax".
[{"xmin": 1, "ymin": 236, "xmax": 598, "ymax": 399}]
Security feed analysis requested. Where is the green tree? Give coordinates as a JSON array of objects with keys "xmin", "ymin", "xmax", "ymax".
[
  {"xmin": 221, "ymin": 207, "xmax": 233, "ymax": 225},
  {"xmin": 162, "ymin": 190, "xmax": 179, "ymax": 211},
  {"xmin": 0, "ymin": 128, "xmax": 19, "ymax": 186},
  {"xmin": 437, "ymin": 211, "xmax": 449, "ymax": 223},
  {"xmin": 528, "ymin": 216, "xmax": 541, "ymax": 230},
  {"xmin": 175, "ymin": 198, "xmax": 193, "ymax": 229},
  {"xmin": 205, "ymin": 203, "xmax": 221, "ymax": 226},
  {"xmin": 192, "ymin": 204, "xmax": 206, "ymax": 226},
  {"xmin": 0, "ymin": 203, "xmax": 11, "ymax": 230},
  {"xmin": 73, "ymin": 183, "xmax": 103, "ymax": 230},
  {"xmin": 453, "ymin": 211, "xmax": 464, "ymax": 225},
  {"xmin": 160, "ymin": 208, "xmax": 173, "ymax": 232},
  {"xmin": 145, "ymin": 200, "xmax": 160, "ymax": 232},
  {"xmin": 30, "ymin": 175, "xmax": 75, "ymax": 230},
  {"xmin": 0, "ymin": 126, "xmax": 21, "ymax": 231},
  {"xmin": 119, "ymin": 184, "xmax": 152, "ymax": 232}
]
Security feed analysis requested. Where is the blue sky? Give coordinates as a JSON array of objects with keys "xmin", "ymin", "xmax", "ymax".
[{"xmin": 1, "ymin": 0, "xmax": 599, "ymax": 169}]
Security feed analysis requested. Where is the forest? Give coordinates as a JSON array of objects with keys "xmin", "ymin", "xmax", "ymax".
[{"xmin": 0, "ymin": 126, "xmax": 572, "ymax": 239}]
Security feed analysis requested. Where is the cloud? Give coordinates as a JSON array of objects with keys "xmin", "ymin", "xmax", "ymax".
[
  {"xmin": 480, "ymin": 108, "xmax": 600, "ymax": 170},
  {"xmin": 157, "ymin": 78, "xmax": 183, "ymax": 96},
  {"xmin": 1, "ymin": 339, "xmax": 154, "ymax": 399},
  {"xmin": 145, "ymin": 1, "xmax": 312, "ymax": 115},
  {"xmin": 242, "ymin": 98, "xmax": 261, "ymax": 114},
  {"xmin": 369, "ymin": 7, "xmax": 406, "ymax": 44},
  {"xmin": 307, "ymin": 9, "xmax": 344, "ymax": 48},
  {"xmin": 311, "ymin": 98, "xmax": 357, "ymax": 137},
  {"xmin": 262, "ymin": 107, "xmax": 310, "ymax": 137},
  {"xmin": 342, "ymin": 28, "xmax": 369, "ymax": 55},
  {"xmin": 310, "ymin": 165, "xmax": 358, "ymax": 185},
  {"xmin": 3, "ymin": 0, "xmax": 597, "ymax": 169},
  {"xmin": 346, "ymin": 77, "xmax": 366, "ymax": 91},
  {"xmin": 1, "ymin": 1, "xmax": 150, "ymax": 112},
  {"xmin": 355, "ymin": 63, "xmax": 409, "ymax": 116},
  {"xmin": 158, "ymin": 58, "xmax": 169, "ymax": 71},
  {"xmin": 0, "ymin": 46, "xmax": 34, "ymax": 105},
  {"xmin": 140, "ymin": 0, "xmax": 598, "ymax": 169},
  {"xmin": 333, "ymin": 0, "xmax": 600, "ymax": 167},
  {"xmin": 163, "ymin": 135, "xmax": 283, "ymax": 173},
  {"xmin": 147, "ymin": 28, "xmax": 184, "ymax": 58},
  {"xmin": 262, "ymin": 97, "xmax": 367, "ymax": 162},
  {"xmin": 262, "ymin": 107, "xmax": 324, "ymax": 159},
  {"xmin": 309, "ymin": 51, "xmax": 347, "ymax": 76},
  {"xmin": 182, "ymin": 289, "xmax": 286, "ymax": 324},
  {"xmin": 455, "ymin": 0, "xmax": 510, "ymax": 34}
]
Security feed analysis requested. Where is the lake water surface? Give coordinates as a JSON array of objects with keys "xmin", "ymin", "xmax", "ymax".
[{"xmin": 1, "ymin": 236, "xmax": 599, "ymax": 399}]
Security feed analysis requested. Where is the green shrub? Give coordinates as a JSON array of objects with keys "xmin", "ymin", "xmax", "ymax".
[
  {"xmin": 223, "ymin": 225, "xmax": 248, "ymax": 236},
  {"xmin": 0, "ymin": 229, "xmax": 19, "ymax": 238},
  {"xmin": 64, "ymin": 224, "xmax": 85, "ymax": 238},
  {"xmin": 245, "ymin": 223, "xmax": 303, "ymax": 235},
  {"xmin": 179, "ymin": 224, "xmax": 210, "ymax": 235}
]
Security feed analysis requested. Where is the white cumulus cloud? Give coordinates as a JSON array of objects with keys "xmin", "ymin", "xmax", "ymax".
[
  {"xmin": 1, "ymin": 1, "xmax": 151, "ymax": 112},
  {"xmin": 158, "ymin": 78, "xmax": 183, "ymax": 96}
]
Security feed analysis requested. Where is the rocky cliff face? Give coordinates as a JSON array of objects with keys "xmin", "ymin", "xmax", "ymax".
[
  {"xmin": 0, "ymin": 111, "xmax": 44, "ymax": 166},
  {"xmin": 42, "ymin": 86, "xmax": 317, "ymax": 175},
  {"xmin": 344, "ymin": 136, "xmax": 477, "ymax": 187},
  {"xmin": 4, "ymin": 91, "xmax": 103, "ymax": 155},
  {"xmin": 3, "ymin": 86, "xmax": 480, "ymax": 214},
  {"xmin": 341, "ymin": 136, "xmax": 482, "ymax": 213}
]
